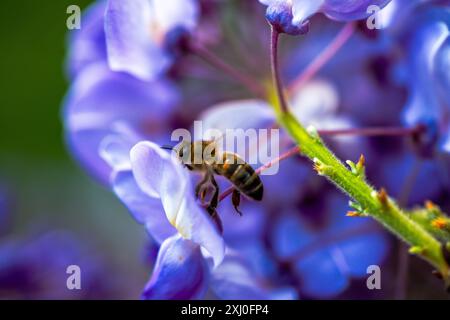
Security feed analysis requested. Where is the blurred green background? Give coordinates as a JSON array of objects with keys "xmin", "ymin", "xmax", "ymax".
[{"xmin": 0, "ymin": 1, "xmax": 149, "ymax": 298}]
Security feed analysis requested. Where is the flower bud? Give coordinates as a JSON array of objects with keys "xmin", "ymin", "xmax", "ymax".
[{"xmin": 262, "ymin": 0, "xmax": 310, "ymax": 35}]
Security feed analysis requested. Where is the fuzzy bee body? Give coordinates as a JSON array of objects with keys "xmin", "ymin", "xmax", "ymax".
[
  {"xmin": 213, "ymin": 152, "xmax": 263, "ymax": 201},
  {"xmin": 174, "ymin": 140, "xmax": 263, "ymax": 215}
]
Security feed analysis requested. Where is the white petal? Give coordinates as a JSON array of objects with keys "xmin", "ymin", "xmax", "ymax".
[
  {"xmin": 130, "ymin": 141, "xmax": 225, "ymax": 266},
  {"xmin": 152, "ymin": 0, "xmax": 199, "ymax": 32},
  {"xmin": 292, "ymin": 0, "xmax": 324, "ymax": 25},
  {"xmin": 290, "ymin": 80, "xmax": 340, "ymax": 125}
]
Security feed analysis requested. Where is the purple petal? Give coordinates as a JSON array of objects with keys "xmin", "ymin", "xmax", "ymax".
[
  {"xmin": 290, "ymin": 80, "xmax": 339, "ymax": 125},
  {"xmin": 402, "ymin": 21, "xmax": 449, "ymax": 127},
  {"xmin": 220, "ymin": 201, "xmax": 266, "ymax": 249},
  {"xmin": 99, "ymin": 134, "xmax": 134, "ymax": 172},
  {"xmin": 200, "ymin": 99, "xmax": 275, "ymax": 139},
  {"xmin": 376, "ymin": 153, "xmax": 443, "ymax": 205},
  {"xmin": 199, "ymin": 99, "xmax": 278, "ymax": 169},
  {"xmin": 260, "ymin": 0, "xmax": 392, "ymax": 29},
  {"xmin": 324, "ymin": 195, "xmax": 390, "ymax": 276},
  {"xmin": 290, "ymin": 82, "xmax": 358, "ymax": 151},
  {"xmin": 142, "ymin": 235, "xmax": 209, "ymax": 300},
  {"xmin": 292, "ymin": 0, "xmax": 324, "ymax": 25},
  {"xmin": 338, "ymin": 233, "xmax": 389, "ymax": 277},
  {"xmin": 66, "ymin": 0, "xmax": 107, "ymax": 78},
  {"xmin": 236, "ymin": 240, "xmax": 278, "ymax": 280},
  {"xmin": 271, "ymin": 211, "xmax": 315, "ymax": 260},
  {"xmin": 130, "ymin": 141, "xmax": 225, "ymax": 266},
  {"xmin": 151, "ymin": 0, "xmax": 199, "ymax": 32},
  {"xmin": 321, "ymin": 0, "xmax": 392, "ymax": 22},
  {"xmin": 289, "ymin": 79, "xmax": 359, "ymax": 150},
  {"xmin": 129, "ymin": 141, "xmax": 169, "ymax": 198},
  {"xmin": 263, "ymin": 0, "xmax": 311, "ymax": 35},
  {"xmin": 262, "ymin": 157, "xmax": 311, "ymax": 204},
  {"xmin": 441, "ymin": 127, "xmax": 450, "ymax": 153},
  {"xmin": 105, "ymin": 0, "xmax": 171, "ymax": 81},
  {"xmin": 294, "ymin": 248, "xmax": 350, "ymax": 298},
  {"xmin": 210, "ymin": 253, "xmax": 298, "ymax": 300},
  {"xmin": 434, "ymin": 36, "xmax": 450, "ymax": 105},
  {"xmin": 0, "ymin": 231, "xmax": 112, "ymax": 299},
  {"xmin": 112, "ymin": 170, "xmax": 176, "ymax": 244},
  {"xmin": 272, "ymin": 194, "xmax": 389, "ymax": 298},
  {"xmin": 63, "ymin": 63, "xmax": 178, "ymax": 184}
]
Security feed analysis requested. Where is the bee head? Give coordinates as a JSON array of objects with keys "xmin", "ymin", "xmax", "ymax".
[
  {"xmin": 173, "ymin": 141, "xmax": 192, "ymax": 163},
  {"xmin": 162, "ymin": 140, "xmax": 217, "ymax": 168}
]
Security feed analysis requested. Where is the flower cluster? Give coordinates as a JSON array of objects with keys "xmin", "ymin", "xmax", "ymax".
[
  {"xmin": 63, "ymin": 0, "xmax": 450, "ymax": 299},
  {"xmin": 0, "ymin": 187, "xmax": 118, "ymax": 299}
]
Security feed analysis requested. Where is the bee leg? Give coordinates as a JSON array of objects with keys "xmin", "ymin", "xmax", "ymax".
[
  {"xmin": 232, "ymin": 189, "xmax": 243, "ymax": 216},
  {"xmin": 195, "ymin": 172, "xmax": 211, "ymax": 201},
  {"xmin": 207, "ymin": 181, "xmax": 224, "ymax": 233},
  {"xmin": 206, "ymin": 205, "xmax": 217, "ymax": 217},
  {"xmin": 204, "ymin": 173, "xmax": 219, "ymax": 217},
  {"xmin": 207, "ymin": 175, "xmax": 219, "ymax": 214}
]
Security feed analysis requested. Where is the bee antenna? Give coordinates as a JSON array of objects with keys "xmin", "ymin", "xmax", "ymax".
[{"xmin": 160, "ymin": 145, "xmax": 174, "ymax": 151}]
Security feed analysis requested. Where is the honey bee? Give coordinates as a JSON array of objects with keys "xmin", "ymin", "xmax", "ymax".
[{"xmin": 163, "ymin": 140, "xmax": 264, "ymax": 216}]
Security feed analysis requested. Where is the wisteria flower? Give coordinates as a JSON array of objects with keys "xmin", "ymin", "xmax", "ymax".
[
  {"xmin": 197, "ymin": 78, "xmax": 374, "ymax": 219},
  {"xmin": 270, "ymin": 194, "xmax": 389, "ymax": 298},
  {"xmin": 66, "ymin": 0, "xmax": 108, "ymax": 78},
  {"xmin": 400, "ymin": 8, "xmax": 450, "ymax": 155},
  {"xmin": 259, "ymin": 0, "xmax": 392, "ymax": 34},
  {"xmin": 63, "ymin": 0, "xmax": 182, "ymax": 184},
  {"xmin": 105, "ymin": 0, "xmax": 199, "ymax": 80},
  {"xmin": 0, "ymin": 231, "xmax": 116, "ymax": 299},
  {"xmin": 377, "ymin": 152, "xmax": 447, "ymax": 206},
  {"xmin": 107, "ymin": 140, "xmax": 297, "ymax": 299},
  {"xmin": 201, "ymin": 80, "xmax": 357, "ymax": 155},
  {"xmin": 63, "ymin": 63, "xmax": 179, "ymax": 184},
  {"xmin": 60, "ymin": 0, "xmax": 450, "ymax": 301}
]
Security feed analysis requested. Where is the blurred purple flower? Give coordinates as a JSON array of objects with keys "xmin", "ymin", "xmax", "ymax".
[
  {"xmin": 259, "ymin": 0, "xmax": 392, "ymax": 34},
  {"xmin": 400, "ymin": 8, "xmax": 450, "ymax": 155},
  {"xmin": 200, "ymin": 80, "xmax": 358, "ymax": 167},
  {"xmin": 377, "ymin": 153, "xmax": 448, "ymax": 205},
  {"xmin": 142, "ymin": 235, "xmax": 298, "ymax": 300},
  {"xmin": 142, "ymin": 235, "xmax": 209, "ymax": 299},
  {"xmin": 270, "ymin": 194, "xmax": 389, "ymax": 298},
  {"xmin": 128, "ymin": 140, "xmax": 224, "ymax": 264},
  {"xmin": 60, "ymin": 0, "xmax": 450, "ymax": 301},
  {"xmin": 63, "ymin": 0, "xmax": 185, "ymax": 185},
  {"xmin": 0, "ymin": 231, "xmax": 116, "ymax": 299},
  {"xmin": 197, "ymin": 87, "xmax": 389, "ymax": 298},
  {"xmin": 66, "ymin": 0, "xmax": 108, "ymax": 78},
  {"xmin": 108, "ymin": 140, "xmax": 297, "ymax": 299},
  {"xmin": 105, "ymin": 0, "xmax": 199, "ymax": 80},
  {"xmin": 320, "ymin": 0, "xmax": 392, "ymax": 21},
  {"xmin": 63, "ymin": 63, "xmax": 179, "ymax": 184},
  {"xmin": 201, "ymin": 80, "xmax": 353, "ymax": 132}
]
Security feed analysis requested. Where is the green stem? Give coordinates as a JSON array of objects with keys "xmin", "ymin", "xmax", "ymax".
[
  {"xmin": 276, "ymin": 110, "xmax": 449, "ymax": 279},
  {"xmin": 266, "ymin": 25, "xmax": 449, "ymax": 282}
]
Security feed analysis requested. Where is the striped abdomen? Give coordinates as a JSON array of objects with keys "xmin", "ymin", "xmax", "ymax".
[{"xmin": 214, "ymin": 152, "xmax": 263, "ymax": 201}]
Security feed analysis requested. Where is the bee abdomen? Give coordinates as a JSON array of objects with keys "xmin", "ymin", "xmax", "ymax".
[
  {"xmin": 218, "ymin": 154, "xmax": 263, "ymax": 201},
  {"xmin": 236, "ymin": 166, "xmax": 263, "ymax": 201}
]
